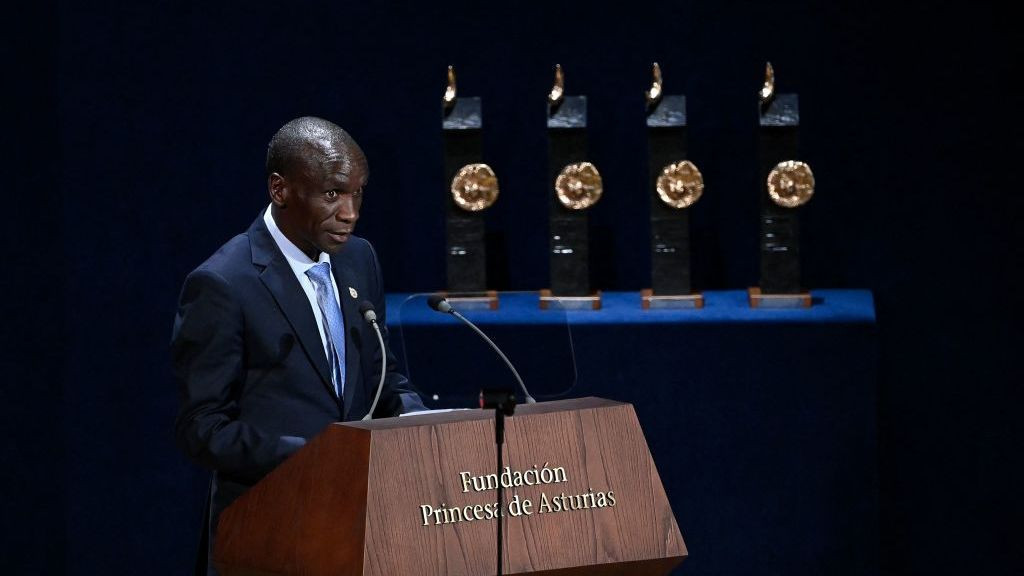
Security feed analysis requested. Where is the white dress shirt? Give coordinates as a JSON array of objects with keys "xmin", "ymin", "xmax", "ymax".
[{"xmin": 263, "ymin": 205, "xmax": 342, "ymax": 363}]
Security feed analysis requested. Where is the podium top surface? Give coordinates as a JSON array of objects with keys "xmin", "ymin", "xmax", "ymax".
[{"xmin": 342, "ymin": 396, "xmax": 622, "ymax": 430}]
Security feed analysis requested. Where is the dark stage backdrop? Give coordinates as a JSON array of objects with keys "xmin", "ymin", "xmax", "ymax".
[{"xmin": 4, "ymin": 1, "xmax": 1021, "ymax": 575}]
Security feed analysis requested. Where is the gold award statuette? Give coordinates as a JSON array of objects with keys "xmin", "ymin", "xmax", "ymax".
[
  {"xmin": 645, "ymin": 62, "xmax": 663, "ymax": 111},
  {"xmin": 759, "ymin": 61, "xmax": 775, "ymax": 109},
  {"xmin": 657, "ymin": 160, "xmax": 704, "ymax": 209},
  {"xmin": 767, "ymin": 160, "xmax": 815, "ymax": 208},
  {"xmin": 548, "ymin": 64, "xmax": 565, "ymax": 108},
  {"xmin": 555, "ymin": 161, "xmax": 603, "ymax": 210},
  {"xmin": 451, "ymin": 163, "xmax": 499, "ymax": 212},
  {"xmin": 443, "ymin": 65, "xmax": 457, "ymax": 110}
]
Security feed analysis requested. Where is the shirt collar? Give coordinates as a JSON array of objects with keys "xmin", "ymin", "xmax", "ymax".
[{"xmin": 263, "ymin": 205, "xmax": 331, "ymax": 272}]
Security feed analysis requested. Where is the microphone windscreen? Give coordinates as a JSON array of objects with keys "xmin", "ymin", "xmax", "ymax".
[
  {"xmin": 358, "ymin": 300, "xmax": 377, "ymax": 323},
  {"xmin": 427, "ymin": 295, "xmax": 447, "ymax": 311}
]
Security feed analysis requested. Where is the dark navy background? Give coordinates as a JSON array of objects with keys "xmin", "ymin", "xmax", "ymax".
[{"xmin": 4, "ymin": 1, "xmax": 1020, "ymax": 574}]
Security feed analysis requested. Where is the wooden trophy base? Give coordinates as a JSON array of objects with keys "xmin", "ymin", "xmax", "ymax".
[
  {"xmin": 539, "ymin": 289, "xmax": 602, "ymax": 310},
  {"xmin": 641, "ymin": 289, "xmax": 704, "ymax": 310},
  {"xmin": 747, "ymin": 286, "xmax": 811, "ymax": 309},
  {"xmin": 442, "ymin": 290, "xmax": 499, "ymax": 311}
]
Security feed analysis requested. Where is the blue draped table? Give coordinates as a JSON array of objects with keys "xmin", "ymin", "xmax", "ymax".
[
  {"xmin": 386, "ymin": 289, "xmax": 878, "ymax": 576},
  {"xmin": 388, "ymin": 289, "xmax": 875, "ymax": 325}
]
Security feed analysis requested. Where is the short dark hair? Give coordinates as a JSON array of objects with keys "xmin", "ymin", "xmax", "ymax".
[{"xmin": 266, "ymin": 116, "xmax": 362, "ymax": 178}]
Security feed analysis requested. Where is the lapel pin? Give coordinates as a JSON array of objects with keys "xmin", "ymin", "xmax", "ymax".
[{"xmin": 348, "ymin": 286, "xmax": 359, "ymax": 299}]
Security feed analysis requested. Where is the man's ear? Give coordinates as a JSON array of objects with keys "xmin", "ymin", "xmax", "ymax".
[{"xmin": 268, "ymin": 172, "xmax": 287, "ymax": 207}]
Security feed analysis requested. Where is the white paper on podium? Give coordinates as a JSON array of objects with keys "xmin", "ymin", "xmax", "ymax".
[{"xmin": 399, "ymin": 408, "xmax": 473, "ymax": 417}]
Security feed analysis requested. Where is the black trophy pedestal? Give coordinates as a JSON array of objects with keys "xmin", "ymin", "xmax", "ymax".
[
  {"xmin": 642, "ymin": 95, "xmax": 703, "ymax": 309},
  {"xmin": 755, "ymin": 92, "xmax": 811, "ymax": 309},
  {"xmin": 543, "ymin": 95, "xmax": 601, "ymax": 310},
  {"xmin": 443, "ymin": 96, "xmax": 496, "ymax": 307},
  {"xmin": 751, "ymin": 202, "xmax": 810, "ymax": 308}
]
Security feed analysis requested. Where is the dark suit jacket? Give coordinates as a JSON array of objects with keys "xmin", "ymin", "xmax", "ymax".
[{"xmin": 171, "ymin": 212, "xmax": 422, "ymax": 572}]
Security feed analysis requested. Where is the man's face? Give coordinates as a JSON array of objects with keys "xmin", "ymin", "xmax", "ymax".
[{"xmin": 272, "ymin": 144, "xmax": 367, "ymax": 259}]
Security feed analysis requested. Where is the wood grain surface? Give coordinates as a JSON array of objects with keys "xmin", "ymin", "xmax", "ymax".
[{"xmin": 215, "ymin": 398, "xmax": 686, "ymax": 575}]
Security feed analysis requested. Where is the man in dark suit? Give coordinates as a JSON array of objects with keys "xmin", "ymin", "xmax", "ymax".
[{"xmin": 172, "ymin": 116, "xmax": 423, "ymax": 575}]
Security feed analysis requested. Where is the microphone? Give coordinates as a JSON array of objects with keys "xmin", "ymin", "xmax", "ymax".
[
  {"xmin": 426, "ymin": 294, "xmax": 452, "ymax": 313},
  {"xmin": 359, "ymin": 300, "xmax": 379, "ymax": 324},
  {"xmin": 359, "ymin": 300, "xmax": 387, "ymax": 421},
  {"xmin": 427, "ymin": 295, "xmax": 536, "ymax": 404}
]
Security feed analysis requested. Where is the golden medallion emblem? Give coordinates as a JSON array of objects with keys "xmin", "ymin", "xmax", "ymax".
[
  {"xmin": 767, "ymin": 160, "xmax": 815, "ymax": 208},
  {"xmin": 451, "ymin": 163, "xmax": 499, "ymax": 212},
  {"xmin": 656, "ymin": 160, "xmax": 704, "ymax": 209},
  {"xmin": 555, "ymin": 162, "xmax": 603, "ymax": 210}
]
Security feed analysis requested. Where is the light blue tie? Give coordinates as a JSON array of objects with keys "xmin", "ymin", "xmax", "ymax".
[{"xmin": 305, "ymin": 262, "xmax": 346, "ymax": 398}]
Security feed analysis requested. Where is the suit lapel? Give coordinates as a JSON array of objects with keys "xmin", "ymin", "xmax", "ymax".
[
  {"xmin": 332, "ymin": 257, "xmax": 362, "ymax": 419},
  {"xmin": 248, "ymin": 215, "xmax": 335, "ymax": 399}
]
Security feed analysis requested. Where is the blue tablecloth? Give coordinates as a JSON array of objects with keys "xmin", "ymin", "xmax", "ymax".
[
  {"xmin": 387, "ymin": 289, "xmax": 875, "ymax": 325},
  {"xmin": 386, "ymin": 289, "xmax": 879, "ymax": 576}
]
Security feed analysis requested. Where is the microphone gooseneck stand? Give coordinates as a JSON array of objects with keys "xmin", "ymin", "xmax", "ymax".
[
  {"xmin": 358, "ymin": 301, "xmax": 387, "ymax": 421},
  {"xmin": 496, "ymin": 405, "xmax": 505, "ymax": 576},
  {"xmin": 481, "ymin": 389, "xmax": 516, "ymax": 576},
  {"xmin": 426, "ymin": 295, "xmax": 536, "ymax": 404},
  {"xmin": 427, "ymin": 296, "xmax": 532, "ymax": 575}
]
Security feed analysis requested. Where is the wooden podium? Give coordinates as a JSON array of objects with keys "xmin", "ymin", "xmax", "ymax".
[{"xmin": 215, "ymin": 397, "xmax": 687, "ymax": 575}]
